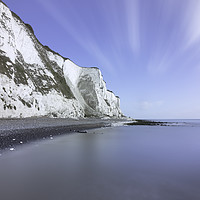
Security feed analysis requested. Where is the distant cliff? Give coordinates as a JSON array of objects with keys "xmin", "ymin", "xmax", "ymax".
[{"xmin": 0, "ymin": 1, "xmax": 123, "ymax": 118}]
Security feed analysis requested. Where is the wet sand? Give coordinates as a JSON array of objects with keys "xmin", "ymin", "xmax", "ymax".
[{"xmin": 0, "ymin": 117, "xmax": 129, "ymax": 150}]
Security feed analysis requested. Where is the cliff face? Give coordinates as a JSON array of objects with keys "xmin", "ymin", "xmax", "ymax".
[{"xmin": 0, "ymin": 1, "xmax": 122, "ymax": 118}]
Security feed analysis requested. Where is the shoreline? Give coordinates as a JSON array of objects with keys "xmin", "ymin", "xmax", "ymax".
[{"xmin": 0, "ymin": 118, "xmax": 130, "ymax": 151}]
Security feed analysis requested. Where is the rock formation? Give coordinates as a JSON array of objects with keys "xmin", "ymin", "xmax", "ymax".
[{"xmin": 0, "ymin": 1, "xmax": 122, "ymax": 118}]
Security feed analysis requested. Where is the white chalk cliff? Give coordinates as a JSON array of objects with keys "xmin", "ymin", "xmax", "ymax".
[{"xmin": 0, "ymin": 1, "xmax": 123, "ymax": 118}]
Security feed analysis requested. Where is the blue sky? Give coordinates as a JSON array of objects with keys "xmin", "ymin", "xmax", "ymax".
[{"xmin": 3, "ymin": 0, "xmax": 200, "ymax": 119}]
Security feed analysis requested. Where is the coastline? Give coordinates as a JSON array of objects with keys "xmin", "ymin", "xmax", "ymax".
[
  {"xmin": 0, "ymin": 119, "xmax": 199, "ymax": 199},
  {"xmin": 0, "ymin": 118, "xmax": 130, "ymax": 151}
]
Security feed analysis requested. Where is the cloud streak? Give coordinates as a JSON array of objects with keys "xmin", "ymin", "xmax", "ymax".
[
  {"xmin": 30, "ymin": 0, "xmax": 200, "ymax": 118},
  {"xmin": 139, "ymin": 101, "xmax": 164, "ymax": 111},
  {"xmin": 36, "ymin": 0, "xmax": 116, "ymax": 73},
  {"xmin": 124, "ymin": 0, "xmax": 140, "ymax": 54},
  {"xmin": 185, "ymin": 0, "xmax": 200, "ymax": 47}
]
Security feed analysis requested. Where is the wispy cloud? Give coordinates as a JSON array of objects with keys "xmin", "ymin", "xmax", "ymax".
[
  {"xmin": 124, "ymin": 0, "xmax": 140, "ymax": 54},
  {"xmin": 35, "ymin": 0, "xmax": 116, "ymax": 73},
  {"xmin": 145, "ymin": 0, "xmax": 200, "ymax": 75},
  {"xmin": 139, "ymin": 101, "xmax": 164, "ymax": 111},
  {"xmin": 185, "ymin": 0, "xmax": 200, "ymax": 47}
]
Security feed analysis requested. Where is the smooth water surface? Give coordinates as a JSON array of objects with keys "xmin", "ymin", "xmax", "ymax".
[{"xmin": 1, "ymin": 123, "xmax": 200, "ymax": 200}]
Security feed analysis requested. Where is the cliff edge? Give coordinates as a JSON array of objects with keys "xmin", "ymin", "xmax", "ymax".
[{"xmin": 0, "ymin": 1, "xmax": 123, "ymax": 118}]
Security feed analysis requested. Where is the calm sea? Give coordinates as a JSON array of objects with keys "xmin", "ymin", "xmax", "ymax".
[{"xmin": 0, "ymin": 120, "xmax": 200, "ymax": 200}]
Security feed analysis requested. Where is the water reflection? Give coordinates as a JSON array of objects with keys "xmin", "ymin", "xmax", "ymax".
[{"xmin": 0, "ymin": 126, "xmax": 200, "ymax": 200}]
